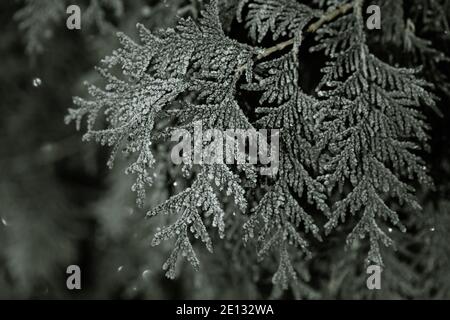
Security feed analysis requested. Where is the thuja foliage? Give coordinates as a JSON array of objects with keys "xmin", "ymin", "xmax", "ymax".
[
  {"xmin": 312, "ymin": 1, "xmax": 435, "ymax": 266},
  {"xmin": 15, "ymin": 0, "xmax": 124, "ymax": 55},
  {"xmin": 66, "ymin": 0, "xmax": 450, "ymax": 296}
]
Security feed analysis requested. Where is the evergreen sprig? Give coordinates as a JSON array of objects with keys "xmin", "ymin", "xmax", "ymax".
[{"xmin": 66, "ymin": 0, "xmax": 440, "ymax": 294}]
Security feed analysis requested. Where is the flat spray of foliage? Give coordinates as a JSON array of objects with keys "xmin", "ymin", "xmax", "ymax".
[{"xmin": 65, "ymin": 0, "xmax": 448, "ymax": 296}]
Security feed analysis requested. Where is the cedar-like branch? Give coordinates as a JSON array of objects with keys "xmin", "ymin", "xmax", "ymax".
[
  {"xmin": 235, "ymin": 2, "xmax": 353, "ymax": 75},
  {"xmin": 255, "ymin": 3, "xmax": 354, "ymax": 61}
]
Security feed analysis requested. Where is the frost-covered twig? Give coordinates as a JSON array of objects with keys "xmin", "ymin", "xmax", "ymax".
[{"xmin": 257, "ymin": 2, "xmax": 354, "ymax": 60}]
